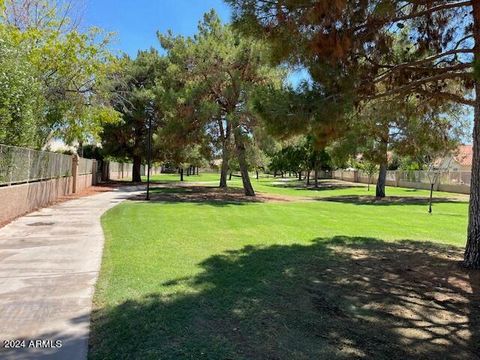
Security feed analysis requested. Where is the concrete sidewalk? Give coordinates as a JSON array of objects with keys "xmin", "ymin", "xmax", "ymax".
[{"xmin": 0, "ymin": 186, "xmax": 145, "ymax": 359}]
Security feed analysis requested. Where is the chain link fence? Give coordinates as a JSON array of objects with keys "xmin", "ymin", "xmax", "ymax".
[
  {"xmin": 398, "ymin": 170, "xmax": 433, "ymax": 184},
  {"xmin": 78, "ymin": 157, "xmax": 95, "ymax": 175},
  {"xmin": 108, "ymin": 161, "xmax": 133, "ymax": 180},
  {"xmin": 0, "ymin": 144, "xmax": 72, "ymax": 186},
  {"xmin": 438, "ymin": 171, "xmax": 471, "ymax": 185},
  {"xmin": 332, "ymin": 168, "xmax": 471, "ymax": 194}
]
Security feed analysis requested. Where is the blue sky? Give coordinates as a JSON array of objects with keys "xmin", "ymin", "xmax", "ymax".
[
  {"xmin": 82, "ymin": 1, "xmax": 471, "ymax": 141},
  {"xmin": 84, "ymin": 0, "xmax": 231, "ymax": 57},
  {"xmin": 83, "ymin": 1, "xmax": 309, "ymax": 87}
]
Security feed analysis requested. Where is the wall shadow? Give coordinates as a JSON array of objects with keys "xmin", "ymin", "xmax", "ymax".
[{"xmin": 89, "ymin": 236, "xmax": 480, "ymax": 359}]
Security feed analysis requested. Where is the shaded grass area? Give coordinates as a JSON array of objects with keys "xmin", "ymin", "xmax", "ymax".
[
  {"xmin": 145, "ymin": 173, "xmax": 467, "ymax": 201},
  {"xmin": 90, "ymin": 178, "xmax": 474, "ymax": 359},
  {"xmin": 90, "ymin": 235, "xmax": 480, "ymax": 359}
]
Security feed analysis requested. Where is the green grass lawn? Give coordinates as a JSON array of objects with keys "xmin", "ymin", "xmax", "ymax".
[
  {"xmin": 144, "ymin": 172, "xmax": 221, "ymax": 183},
  {"xmin": 90, "ymin": 175, "xmax": 476, "ymax": 360},
  {"xmin": 145, "ymin": 172, "xmax": 464, "ymax": 199}
]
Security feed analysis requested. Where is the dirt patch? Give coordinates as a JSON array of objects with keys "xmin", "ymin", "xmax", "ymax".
[
  {"xmin": 132, "ymin": 183, "xmax": 467, "ymax": 207},
  {"xmin": 311, "ymin": 239, "xmax": 480, "ymax": 359},
  {"xmin": 269, "ymin": 178, "xmax": 365, "ymax": 191},
  {"xmin": 320, "ymin": 194, "xmax": 468, "ymax": 205},
  {"xmin": 130, "ymin": 185, "xmax": 298, "ymax": 204}
]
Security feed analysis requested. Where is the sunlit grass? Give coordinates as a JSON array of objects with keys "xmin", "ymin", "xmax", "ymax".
[{"xmin": 90, "ymin": 173, "xmax": 469, "ymax": 359}]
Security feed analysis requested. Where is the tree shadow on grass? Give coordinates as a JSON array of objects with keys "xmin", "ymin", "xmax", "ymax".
[
  {"xmin": 266, "ymin": 179, "xmax": 364, "ymax": 192},
  {"xmin": 128, "ymin": 186, "xmax": 271, "ymax": 207},
  {"xmin": 319, "ymin": 195, "xmax": 467, "ymax": 206},
  {"xmin": 89, "ymin": 237, "xmax": 480, "ymax": 360}
]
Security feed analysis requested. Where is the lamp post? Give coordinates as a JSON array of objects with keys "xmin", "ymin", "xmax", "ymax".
[
  {"xmin": 427, "ymin": 169, "xmax": 440, "ymax": 214},
  {"xmin": 146, "ymin": 114, "xmax": 152, "ymax": 201}
]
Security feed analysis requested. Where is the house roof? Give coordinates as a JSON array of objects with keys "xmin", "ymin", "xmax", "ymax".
[
  {"xmin": 211, "ymin": 159, "xmax": 222, "ymax": 167},
  {"xmin": 356, "ymin": 151, "xmax": 394, "ymax": 163},
  {"xmin": 453, "ymin": 145, "xmax": 473, "ymax": 167}
]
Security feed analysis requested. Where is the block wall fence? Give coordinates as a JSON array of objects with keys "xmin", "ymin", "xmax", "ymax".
[
  {"xmin": 331, "ymin": 169, "xmax": 471, "ymax": 195},
  {"xmin": 0, "ymin": 145, "xmax": 135, "ymax": 224}
]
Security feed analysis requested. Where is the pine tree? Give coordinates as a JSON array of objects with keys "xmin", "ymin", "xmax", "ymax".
[{"xmin": 227, "ymin": 0, "xmax": 480, "ymax": 268}]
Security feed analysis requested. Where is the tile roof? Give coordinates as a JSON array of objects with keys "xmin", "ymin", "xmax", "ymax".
[{"xmin": 453, "ymin": 145, "xmax": 473, "ymax": 167}]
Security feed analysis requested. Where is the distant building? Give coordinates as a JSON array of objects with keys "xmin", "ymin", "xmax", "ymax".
[
  {"xmin": 211, "ymin": 159, "xmax": 222, "ymax": 169},
  {"xmin": 437, "ymin": 145, "xmax": 472, "ymax": 172},
  {"xmin": 355, "ymin": 151, "xmax": 394, "ymax": 164}
]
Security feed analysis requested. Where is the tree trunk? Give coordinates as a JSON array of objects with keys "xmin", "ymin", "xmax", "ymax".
[
  {"xmin": 376, "ymin": 163, "xmax": 387, "ymax": 198},
  {"xmin": 234, "ymin": 128, "xmax": 255, "ymax": 196},
  {"xmin": 196, "ymin": 167, "xmax": 199, "ymax": 175},
  {"xmin": 465, "ymin": 0, "xmax": 480, "ymax": 268},
  {"xmin": 429, "ymin": 183, "xmax": 434, "ymax": 214},
  {"xmin": 314, "ymin": 168, "xmax": 319, "ymax": 188},
  {"xmin": 375, "ymin": 141, "xmax": 389, "ymax": 198},
  {"xmin": 219, "ymin": 121, "xmax": 232, "ymax": 188},
  {"xmin": 307, "ymin": 170, "xmax": 310, "ymax": 186},
  {"xmin": 256, "ymin": 170, "xmax": 259, "ymax": 180},
  {"xmin": 132, "ymin": 155, "xmax": 142, "ymax": 183},
  {"xmin": 78, "ymin": 141, "xmax": 84, "ymax": 158},
  {"xmin": 180, "ymin": 168, "xmax": 184, "ymax": 182},
  {"xmin": 220, "ymin": 144, "xmax": 230, "ymax": 188},
  {"xmin": 229, "ymin": 172, "xmax": 232, "ymax": 181},
  {"xmin": 298, "ymin": 171, "xmax": 302, "ymax": 181}
]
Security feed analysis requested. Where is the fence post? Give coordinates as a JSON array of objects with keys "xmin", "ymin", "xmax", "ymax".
[
  {"xmin": 92, "ymin": 160, "xmax": 97, "ymax": 186},
  {"xmin": 72, "ymin": 154, "xmax": 79, "ymax": 193},
  {"xmin": 434, "ymin": 172, "xmax": 440, "ymax": 191},
  {"xmin": 102, "ymin": 161, "xmax": 110, "ymax": 181},
  {"xmin": 27, "ymin": 149, "xmax": 31, "ymax": 184}
]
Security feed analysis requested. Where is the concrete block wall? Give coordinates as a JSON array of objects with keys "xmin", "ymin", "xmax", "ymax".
[
  {"xmin": 0, "ymin": 155, "xmax": 98, "ymax": 225},
  {"xmin": 0, "ymin": 177, "xmax": 73, "ymax": 224},
  {"xmin": 332, "ymin": 169, "xmax": 471, "ymax": 195}
]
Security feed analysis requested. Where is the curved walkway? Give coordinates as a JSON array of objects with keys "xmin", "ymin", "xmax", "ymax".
[{"xmin": 0, "ymin": 186, "xmax": 145, "ymax": 359}]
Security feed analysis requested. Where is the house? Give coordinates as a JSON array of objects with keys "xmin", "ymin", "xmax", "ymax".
[
  {"xmin": 437, "ymin": 145, "xmax": 472, "ymax": 172},
  {"xmin": 211, "ymin": 159, "xmax": 223, "ymax": 169}
]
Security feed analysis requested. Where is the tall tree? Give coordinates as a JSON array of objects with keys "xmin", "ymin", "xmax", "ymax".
[
  {"xmin": 159, "ymin": 11, "xmax": 283, "ymax": 196},
  {"xmin": 0, "ymin": 0, "xmax": 118, "ymax": 148},
  {"xmin": 0, "ymin": 24, "xmax": 43, "ymax": 147},
  {"xmin": 102, "ymin": 50, "xmax": 165, "ymax": 182},
  {"xmin": 337, "ymin": 98, "xmax": 466, "ymax": 198},
  {"xmin": 226, "ymin": 0, "xmax": 480, "ymax": 268}
]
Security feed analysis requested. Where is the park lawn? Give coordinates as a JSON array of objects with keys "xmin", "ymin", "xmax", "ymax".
[
  {"xmin": 145, "ymin": 172, "xmax": 221, "ymax": 183},
  {"xmin": 146, "ymin": 172, "xmax": 465, "ymax": 200},
  {"xmin": 89, "ymin": 179, "xmax": 476, "ymax": 360}
]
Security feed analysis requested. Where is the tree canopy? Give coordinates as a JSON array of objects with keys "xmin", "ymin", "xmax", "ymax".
[
  {"xmin": 157, "ymin": 11, "xmax": 284, "ymax": 195},
  {"xmin": 0, "ymin": 0, "xmax": 119, "ymax": 149},
  {"xmin": 226, "ymin": 0, "xmax": 480, "ymax": 268}
]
